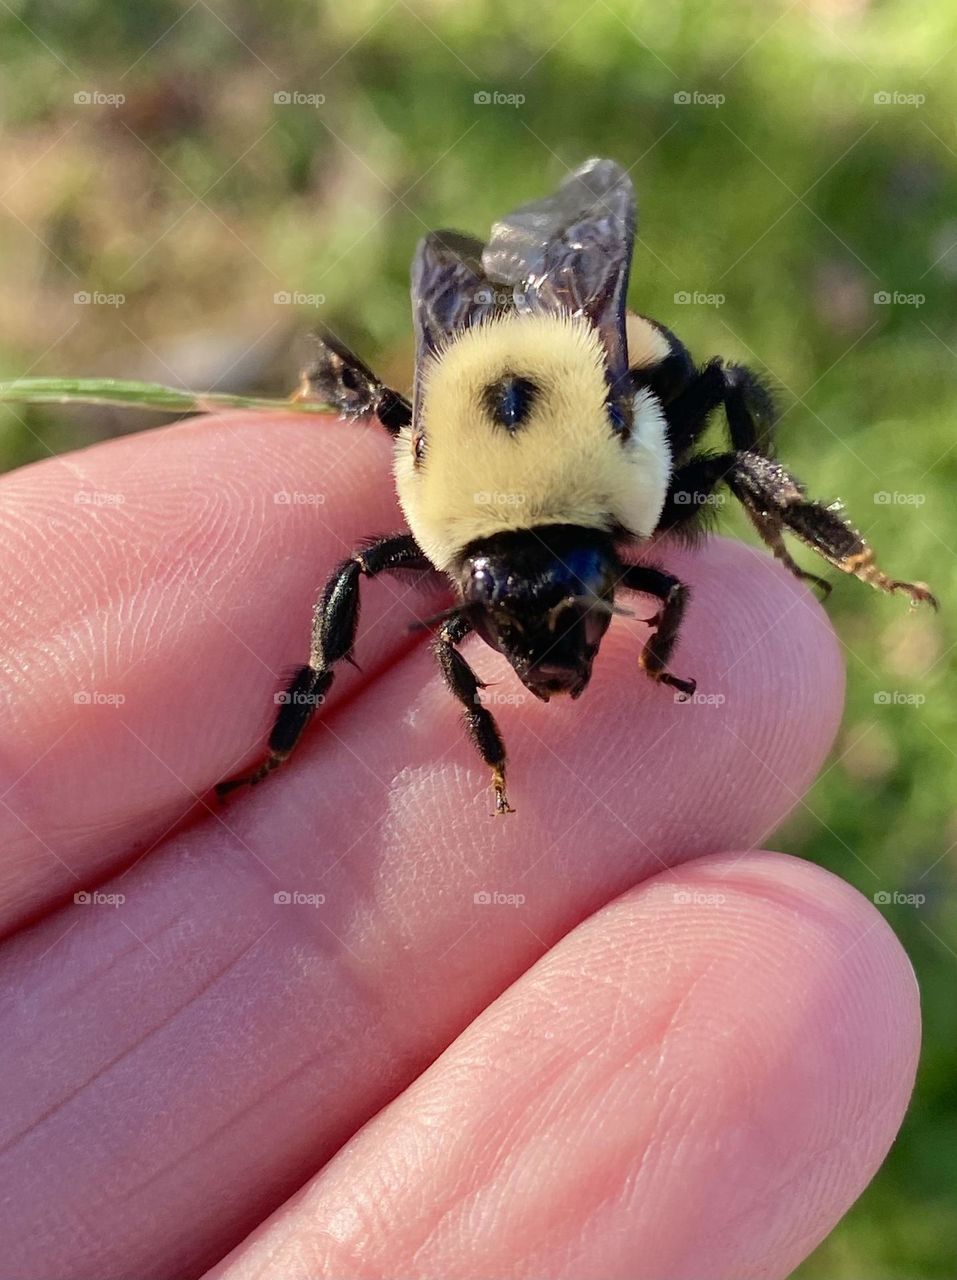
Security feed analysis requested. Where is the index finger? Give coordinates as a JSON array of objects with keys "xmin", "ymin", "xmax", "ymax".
[{"xmin": 0, "ymin": 412, "xmax": 444, "ymax": 933}]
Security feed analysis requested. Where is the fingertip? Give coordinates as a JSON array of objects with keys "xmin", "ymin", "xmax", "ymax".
[
  {"xmin": 607, "ymin": 850, "xmax": 921, "ymax": 1277},
  {"xmin": 224, "ymin": 849, "xmax": 917, "ymax": 1280}
]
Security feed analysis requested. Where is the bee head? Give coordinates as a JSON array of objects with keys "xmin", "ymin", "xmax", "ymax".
[{"xmin": 458, "ymin": 526, "xmax": 619, "ymax": 701}]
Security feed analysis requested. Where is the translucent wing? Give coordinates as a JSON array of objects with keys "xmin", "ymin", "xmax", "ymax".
[
  {"xmin": 410, "ymin": 230, "xmax": 505, "ymax": 408},
  {"xmin": 481, "ymin": 157, "xmax": 636, "ymax": 427},
  {"xmin": 410, "ymin": 230, "xmax": 508, "ymax": 418}
]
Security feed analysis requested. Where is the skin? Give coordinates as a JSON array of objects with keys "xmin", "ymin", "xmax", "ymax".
[{"xmin": 0, "ymin": 412, "xmax": 919, "ymax": 1280}]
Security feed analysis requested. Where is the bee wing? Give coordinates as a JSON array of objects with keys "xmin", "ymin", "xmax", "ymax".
[
  {"xmin": 481, "ymin": 158, "xmax": 636, "ymax": 421},
  {"xmin": 411, "ymin": 230, "xmax": 502, "ymax": 354},
  {"xmin": 410, "ymin": 230, "xmax": 506, "ymax": 417}
]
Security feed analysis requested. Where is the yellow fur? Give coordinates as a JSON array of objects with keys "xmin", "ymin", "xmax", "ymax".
[
  {"xmin": 394, "ymin": 312, "xmax": 671, "ymax": 571},
  {"xmin": 625, "ymin": 312, "xmax": 671, "ymax": 369}
]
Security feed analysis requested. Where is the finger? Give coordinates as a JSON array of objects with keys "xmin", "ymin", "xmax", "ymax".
[
  {"xmin": 204, "ymin": 852, "xmax": 920, "ymax": 1280},
  {"xmin": 0, "ymin": 412, "xmax": 446, "ymax": 932},
  {"xmin": 0, "ymin": 538, "xmax": 844, "ymax": 1280},
  {"xmin": 0, "ymin": 404, "xmax": 840, "ymax": 934}
]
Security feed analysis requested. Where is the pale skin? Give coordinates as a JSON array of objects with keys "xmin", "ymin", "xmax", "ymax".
[{"xmin": 0, "ymin": 411, "xmax": 920, "ymax": 1280}]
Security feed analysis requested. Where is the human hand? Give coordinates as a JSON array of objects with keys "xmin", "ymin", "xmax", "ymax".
[{"xmin": 0, "ymin": 412, "xmax": 918, "ymax": 1279}]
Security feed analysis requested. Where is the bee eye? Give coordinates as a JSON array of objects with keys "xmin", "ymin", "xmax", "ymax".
[
  {"xmin": 412, "ymin": 430, "xmax": 426, "ymax": 464},
  {"xmin": 483, "ymin": 374, "xmax": 538, "ymax": 432}
]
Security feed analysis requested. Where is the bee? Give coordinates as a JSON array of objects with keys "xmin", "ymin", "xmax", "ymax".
[{"xmin": 218, "ymin": 157, "xmax": 936, "ymax": 814}]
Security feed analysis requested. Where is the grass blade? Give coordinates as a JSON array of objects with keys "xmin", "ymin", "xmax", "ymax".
[{"xmin": 0, "ymin": 377, "xmax": 334, "ymax": 416}]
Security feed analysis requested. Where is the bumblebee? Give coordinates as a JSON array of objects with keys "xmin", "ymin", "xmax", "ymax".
[{"xmin": 219, "ymin": 158, "xmax": 935, "ymax": 814}]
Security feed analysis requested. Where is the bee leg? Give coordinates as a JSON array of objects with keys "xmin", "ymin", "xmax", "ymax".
[
  {"xmin": 725, "ymin": 451, "xmax": 938, "ymax": 608},
  {"xmin": 658, "ymin": 451, "xmax": 936, "ymax": 608},
  {"xmin": 682, "ymin": 361, "xmax": 888, "ymax": 596},
  {"xmin": 657, "ymin": 453, "xmax": 830, "ymax": 594},
  {"xmin": 618, "ymin": 564, "xmax": 697, "ymax": 699},
  {"xmin": 736, "ymin": 500, "xmax": 832, "ymax": 597},
  {"xmin": 639, "ymin": 339, "xmax": 935, "ymax": 605},
  {"xmin": 434, "ymin": 615, "xmax": 514, "ymax": 815},
  {"xmin": 715, "ymin": 360, "xmax": 777, "ymax": 452},
  {"xmin": 639, "ymin": 346, "xmax": 775, "ymax": 461},
  {"xmin": 216, "ymin": 533, "xmax": 426, "ymax": 798},
  {"xmin": 654, "ymin": 451, "xmax": 730, "ymax": 541},
  {"xmin": 294, "ymin": 329, "xmax": 411, "ymax": 435}
]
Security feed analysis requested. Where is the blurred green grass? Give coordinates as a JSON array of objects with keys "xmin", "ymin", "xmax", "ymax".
[{"xmin": 1, "ymin": 1, "xmax": 955, "ymax": 1274}]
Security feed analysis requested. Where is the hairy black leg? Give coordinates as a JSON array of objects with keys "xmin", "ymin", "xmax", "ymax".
[
  {"xmin": 295, "ymin": 329, "xmax": 411, "ymax": 434},
  {"xmin": 710, "ymin": 366, "xmax": 934, "ymax": 599},
  {"xmin": 647, "ymin": 342, "xmax": 934, "ymax": 604},
  {"xmin": 217, "ymin": 533, "xmax": 426, "ymax": 797},
  {"xmin": 618, "ymin": 563, "xmax": 697, "ymax": 699},
  {"xmin": 660, "ymin": 358, "xmax": 727, "ymax": 456},
  {"xmin": 717, "ymin": 362, "xmax": 776, "ymax": 453},
  {"xmin": 646, "ymin": 351, "xmax": 774, "ymax": 460},
  {"xmin": 655, "ymin": 451, "xmax": 731, "ymax": 539},
  {"xmin": 737, "ymin": 499, "xmax": 832, "ymax": 596},
  {"xmin": 728, "ymin": 452, "xmax": 937, "ymax": 607},
  {"xmin": 659, "ymin": 451, "xmax": 935, "ymax": 606},
  {"xmin": 655, "ymin": 351, "xmax": 830, "ymax": 591},
  {"xmin": 434, "ymin": 614, "xmax": 513, "ymax": 815},
  {"xmin": 656, "ymin": 450, "xmax": 828, "ymax": 592}
]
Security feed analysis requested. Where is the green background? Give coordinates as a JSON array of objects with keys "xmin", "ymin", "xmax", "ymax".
[{"xmin": 1, "ymin": 1, "xmax": 954, "ymax": 1274}]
